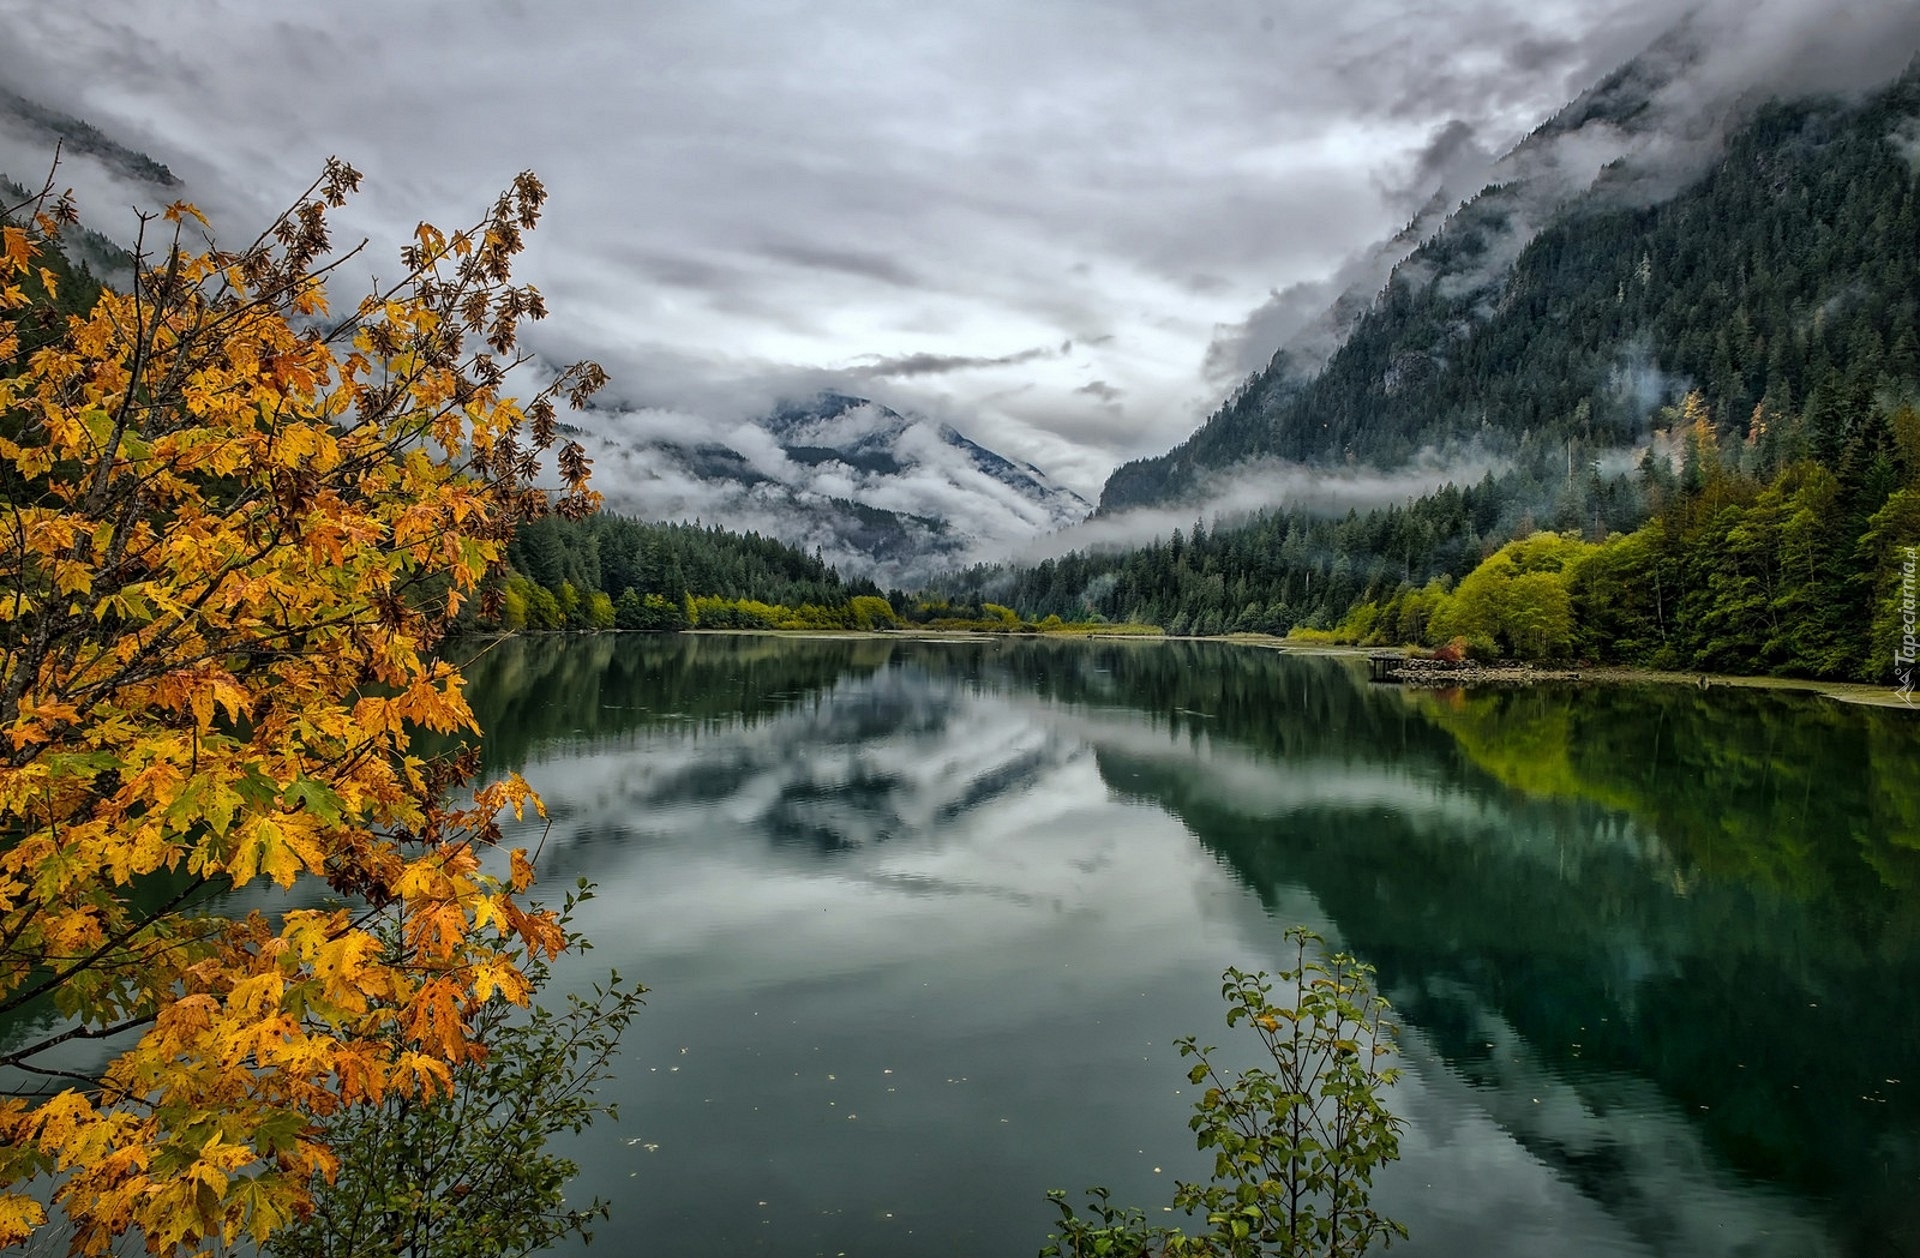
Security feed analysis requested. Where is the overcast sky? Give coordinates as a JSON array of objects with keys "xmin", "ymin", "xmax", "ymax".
[{"xmin": 1, "ymin": 0, "xmax": 1915, "ymax": 497}]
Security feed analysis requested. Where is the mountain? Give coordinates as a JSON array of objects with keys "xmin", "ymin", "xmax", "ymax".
[
  {"xmin": 0, "ymin": 85, "xmax": 1091, "ymax": 585},
  {"xmin": 0, "ymin": 89, "xmax": 166, "ymax": 290},
  {"xmin": 576, "ymin": 392, "xmax": 1091, "ymax": 584},
  {"xmin": 0, "ymin": 173, "xmax": 132, "ymax": 289},
  {"xmin": 1100, "ymin": 32, "xmax": 1919, "ymax": 512},
  {"xmin": 0, "ymin": 88, "xmax": 179, "ymax": 190},
  {"xmin": 1239, "ymin": 19, "xmax": 1718, "ymax": 393},
  {"xmin": 943, "ymin": 60, "xmax": 1920, "ymax": 675}
]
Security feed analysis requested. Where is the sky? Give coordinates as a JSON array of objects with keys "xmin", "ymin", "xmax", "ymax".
[{"xmin": 1, "ymin": 0, "xmax": 1916, "ymax": 500}]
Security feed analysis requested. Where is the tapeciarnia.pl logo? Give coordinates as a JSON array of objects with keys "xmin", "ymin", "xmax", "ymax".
[{"xmin": 1898, "ymin": 545, "xmax": 1917, "ymax": 707}]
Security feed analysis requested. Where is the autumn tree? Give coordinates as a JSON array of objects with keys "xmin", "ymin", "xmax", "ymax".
[{"xmin": 0, "ymin": 159, "xmax": 606, "ymax": 1252}]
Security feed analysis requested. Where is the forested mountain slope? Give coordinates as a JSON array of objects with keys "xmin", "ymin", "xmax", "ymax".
[
  {"xmin": 932, "ymin": 69, "xmax": 1920, "ymax": 682},
  {"xmin": 1102, "ymin": 64, "xmax": 1920, "ymax": 510}
]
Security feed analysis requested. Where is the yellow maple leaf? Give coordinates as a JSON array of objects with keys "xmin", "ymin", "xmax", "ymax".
[
  {"xmin": 0, "ymin": 1193, "xmax": 47, "ymax": 1246},
  {"xmin": 0, "ymin": 226, "xmax": 31, "ymax": 271}
]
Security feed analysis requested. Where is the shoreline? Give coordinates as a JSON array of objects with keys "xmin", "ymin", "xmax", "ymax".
[
  {"xmin": 485, "ymin": 627, "xmax": 1917, "ymax": 712},
  {"xmin": 694, "ymin": 627, "xmax": 1920, "ymax": 712},
  {"xmin": 1206, "ymin": 633, "xmax": 1916, "ymax": 711}
]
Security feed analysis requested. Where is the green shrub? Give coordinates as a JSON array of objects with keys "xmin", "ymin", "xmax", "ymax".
[{"xmin": 1043, "ymin": 929, "xmax": 1406, "ymax": 1258}]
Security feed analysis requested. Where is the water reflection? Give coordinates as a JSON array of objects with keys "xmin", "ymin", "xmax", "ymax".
[{"xmin": 455, "ymin": 635, "xmax": 1920, "ymax": 1257}]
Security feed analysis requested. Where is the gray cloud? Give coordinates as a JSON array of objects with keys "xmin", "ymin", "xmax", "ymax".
[
  {"xmin": 1019, "ymin": 451, "xmax": 1510, "ymax": 561},
  {"xmin": 0, "ymin": 0, "xmax": 1914, "ymax": 508},
  {"xmin": 759, "ymin": 241, "xmax": 922, "ymax": 288},
  {"xmin": 1385, "ymin": 119, "xmax": 1498, "ymax": 213},
  {"xmin": 1506, "ymin": 35, "xmax": 1586, "ymax": 74},
  {"xmin": 852, "ymin": 345, "xmax": 1062, "ymax": 378},
  {"xmin": 620, "ymin": 248, "xmax": 743, "ymax": 293},
  {"xmin": 1894, "ymin": 118, "xmax": 1920, "ymax": 172}
]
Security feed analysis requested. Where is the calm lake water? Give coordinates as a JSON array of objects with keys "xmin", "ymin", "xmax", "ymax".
[{"xmin": 456, "ymin": 634, "xmax": 1920, "ymax": 1258}]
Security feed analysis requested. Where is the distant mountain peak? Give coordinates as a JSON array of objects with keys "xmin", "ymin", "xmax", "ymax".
[{"xmin": 568, "ymin": 390, "xmax": 1091, "ymax": 584}]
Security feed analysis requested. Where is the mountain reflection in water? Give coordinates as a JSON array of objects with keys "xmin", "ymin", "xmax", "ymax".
[{"xmin": 450, "ymin": 634, "xmax": 1920, "ymax": 1258}]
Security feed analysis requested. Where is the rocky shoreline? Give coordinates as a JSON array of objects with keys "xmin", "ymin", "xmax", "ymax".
[{"xmin": 1366, "ymin": 652, "xmax": 1581, "ymax": 687}]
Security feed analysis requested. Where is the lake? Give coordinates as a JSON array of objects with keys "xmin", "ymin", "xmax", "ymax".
[{"xmin": 455, "ymin": 633, "xmax": 1920, "ymax": 1258}]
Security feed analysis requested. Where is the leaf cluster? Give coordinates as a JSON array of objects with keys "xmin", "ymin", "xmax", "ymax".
[
  {"xmin": 0, "ymin": 156, "xmax": 609, "ymax": 1253},
  {"xmin": 268, "ymin": 883, "xmax": 644, "ymax": 1258}
]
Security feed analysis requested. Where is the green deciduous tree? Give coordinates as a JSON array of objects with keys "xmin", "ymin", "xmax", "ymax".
[
  {"xmin": 848, "ymin": 594, "xmax": 900, "ymax": 630},
  {"xmin": 1042, "ymin": 930, "xmax": 1406, "ymax": 1258},
  {"xmin": 1427, "ymin": 533, "xmax": 1590, "ymax": 660},
  {"xmin": 268, "ymin": 887, "xmax": 643, "ymax": 1258}
]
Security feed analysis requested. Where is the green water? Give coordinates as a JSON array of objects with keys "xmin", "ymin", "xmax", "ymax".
[{"xmin": 456, "ymin": 633, "xmax": 1920, "ymax": 1257}]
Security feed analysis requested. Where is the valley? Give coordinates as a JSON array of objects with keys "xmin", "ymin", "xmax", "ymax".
[{"xmin": 2, "ymin": 5, "xmax": 1917, "ymax": 1257}]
